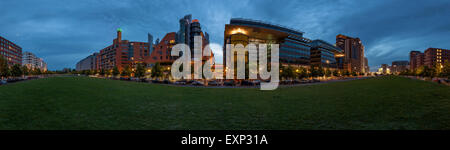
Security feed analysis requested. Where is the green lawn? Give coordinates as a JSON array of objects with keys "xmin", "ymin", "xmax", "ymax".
[{"xmin": 0, "ymin": 76, "xmax": 449, "ymax": 130}]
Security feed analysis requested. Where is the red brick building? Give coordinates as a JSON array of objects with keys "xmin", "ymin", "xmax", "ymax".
[
  {"xmin": 144, "ymin": 32, "xmax": 177, "ymax": 64},
  {"xmin": 424, "ymin": 48, "xmax": 449, "ymax": 68},
  {"xmin": 409, "ymin": 51, "xmax": 423, "ymax": 70},
  {"xmin": 79, "ymin": 15, "xmax": 213, "ymax": 73},
  {"xmin": 0, "ymin": 35, "xmax": 22, "ymax": 65},
  {"xmin": 409, "ymin": 48, "xmax": 450, "ymax": 70},
  {"xmin": 98, "ymin": 29, "xmax": 149, "ymax": 71}
]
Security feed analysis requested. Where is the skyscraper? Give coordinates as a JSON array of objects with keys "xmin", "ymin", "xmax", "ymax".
[
  {"xmin": 148, "ymin": 33, "xmax": 154, "ymax": 56},
  {"xmin": 336, "ymin": 34, "xmax": 365, "ymax": 73},
  {"xmin": 176, "ymin": 14, "xmax": 212, "ymax": 62},
  {"xmin": 177, "ymin": 14, "xmax": 192, "ymax": 46}
]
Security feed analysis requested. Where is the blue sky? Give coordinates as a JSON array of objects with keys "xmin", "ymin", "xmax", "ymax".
[{"xmin": 0, "ymin": 0, "xmax": 449, "ymax": 71}]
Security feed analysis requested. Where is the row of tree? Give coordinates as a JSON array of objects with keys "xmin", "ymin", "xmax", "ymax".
[
  {"xmin": 0, "ymin": 56, "xmax": 49, "ymax": 79},
  {"xmin": 280, "ymin": 65, "xmax": 365, "ymax": 80},
  {"xmin": 76, "ymin": 63, "xmax": 370, "ymax": 80},
  {"xmin": 399, "ymin": 62, "xmax": 450, "ymax": 79},
  {"xmin": 75, "ymin": 62, "xmax": 167, "ymax": 79}
]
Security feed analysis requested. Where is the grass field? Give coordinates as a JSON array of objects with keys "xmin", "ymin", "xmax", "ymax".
[{"xmin": 0, "ymin": 76, "xmax": 449, "ymax": 130}]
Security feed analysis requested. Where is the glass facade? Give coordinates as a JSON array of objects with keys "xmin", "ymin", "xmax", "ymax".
[
  {"xmin": 310, "ymin": 40, "xmax": 343, "ymax": 69},
  {"xmin": 224, "ymin": 18, "xmax": 312, "ymax": 67}
]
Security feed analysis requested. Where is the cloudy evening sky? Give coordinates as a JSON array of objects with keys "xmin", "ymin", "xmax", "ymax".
[{"xmin": 1, "ymin": 0, "xmax": 449, "ymax": 71}]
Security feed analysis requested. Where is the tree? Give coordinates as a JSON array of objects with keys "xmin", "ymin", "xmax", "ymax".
[
  {"xmin": 0, "ymin": 56, "xmax": 10, "ymax": 79},
  {"xmin": 151, "ymin": 62, "xmax": 163, "ymax": 78},
  {"xmin": 84, "ymin": 70, "xmax": 91, "ymax": 75},
  {"xmin": 112, "ymin": 66, "xmax": 120, "ymax": 76},
  {"xmin": 343, "ymin": 70, "xmax": 350, "ymax": 76},
  {"xmin": 99, "ymin": 68, "xmax": 105, "ymax": 76},
  {"xmin": 92, "ymin": 69, "xmax": 98, "ymax": 75},
  {"xmin": 318, "ymin": 66, "xmax": 325, "ymax": 77},
  {"xmin": 106, "ymin": 69, "xmax": 112, "ymax": 76},
  {"xmin": 419, "ymin": 66, "xmax": 433, "ymax": 77},
  {"xmin": 298, "ymin": 67, "xmax": 308, "ymax": 79},
  {"xmin": 310, "ymin": 66, "xmax": 318, "ymax": 77},
  {"xmin": 325, "ymin": 69, "xmax": 331, "ymax": 77},
  {"xmin": 332, "ymin": 70, "xmax": 339, "ymax": 77},
  {"xmin": 34, "ymin": 68, "xmax": 42, "ymax": 75},
  {"xmin": 21, "ymin": 66, "xmax": 30, "ymax": 76},
  {"xmin": 121, "ymin": 66, "xmax": 132, "ymax": 77},
  {"xmin": 279, "ymin": 64, "xmax": 286, "ymax": 79},
  {"xmin": 11, "ymin": 64, "xmax": 23, "ymax": 77},
  {"xmin": 134, "ymin": 63, "xmax": 145, "ymax": 78},
  {"xmin": 441, "ymin": 61, "xmax": 450, "ymax": 79},
  {"xmin": 433, "ymin": 63, "xmax": 443, "ymax": 77},
  {"xmin": 285, "ymin": 65, "xmax": 295, "ymax": 79}
]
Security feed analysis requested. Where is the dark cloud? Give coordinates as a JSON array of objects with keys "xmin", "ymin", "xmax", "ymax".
[{"xmin": 0, "ymin": 0, "xmax": 449, "ymax": 70}]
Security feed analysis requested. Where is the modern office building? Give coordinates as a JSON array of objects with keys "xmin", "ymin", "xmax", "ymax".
[
  {"xmin": 76, "ymin": 53, "xmax": 99, "ymax": 71},
  {"xmin": 98, "ymin": 28, "xmax": 150, "ymax": 71},
  {"xmin": 22, "ymin": 51, "xmax": 47, "ymax": 71},
  {"xmin": 148, "ymin": 33, "xmax": 154, "ymax": 56},
  {"xmin": 176, "ymin": 14, "xmax": 211, "ymax": 62},
  {"xmin": 0, "ymin": 35, "xmax": 22, "ymax": 65},
  {"xmin": 336, "ymin": 34, "xmax": 366, "ymax": 73},
  {"xmin": 409, "ymin": 48, "xmax": 449, "ymax": 70},
  {"xmin": 224, "ymin": 18, "xmax": 312, "ymax": 69},
  {"xmin": 391, "ymin": 60, "xmax": 409, "ymax": 74},
  {"xmin": 310, "ymin": 39, "xmax": 343, "ymax": 69}
]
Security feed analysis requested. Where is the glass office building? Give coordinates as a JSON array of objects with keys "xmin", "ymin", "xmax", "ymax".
[
  {"xmin": 310, "ymin": 39, "xmax": 343, "ymax": 69},
  {"xmin": 224, "ymin": 18, "xmax": 312, "ymax": 67}
]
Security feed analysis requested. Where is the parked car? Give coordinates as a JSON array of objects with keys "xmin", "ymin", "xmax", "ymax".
[
  {"xmin": 251, "ymin": 80, "xmax": 261, "ymax": 86},
  {"xmin": 151, "ymin": 79, "xmax": 163, "ymax": 84},
  {"xmin": 241, "ymin": 80, "xmax": 253, "ymax": 86},
  {"xmin": 174, "ymin": 81, "xmax": 187, "ymax": 85},
  {"xmin": 6, "ymin": 78, "xmax": 23, "ymax": 83},
  {"xmin": 208, "ymin": 80, "xmax": 220, "ymax": 86},
  {"xmin": 191, "ymin": 80, "xmax": 205, "ymax": 86},
  {"xmin": 281, "ymin": 80, "xmax": 293, "ymax": 85},
  {"xmin": 0, "ymin": 80, "xmax": 6, "ymax": 85},
  {"xmin": 300, "ymin": 79, "xmax": 309, "ymax": 84},
  {"xmin": 224, "ymin": 80, "xmax": 237, "ymax": 86},
  {"xmin": 186, "ymin": 80, "xmax": 195, "ymax": 84},
  {"xmin": 163, "ymin": 79, "xmax": 173, "ymax": 84},
  {"xmin": 241, "ymin": 80, "xmax": 260, "ymax": 86},
  {"xmin": 120, "ymin": 77, "xmax": 131, "ymax": 81}
]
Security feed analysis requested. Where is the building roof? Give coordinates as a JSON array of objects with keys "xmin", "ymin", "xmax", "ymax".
[
  {"xmin": 230, "ymin": 18, "xmax": 304, "ymax": 36},
  {"xmin": 311, "ymin": 39, "xmax": 343, "ymax": 53}
]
